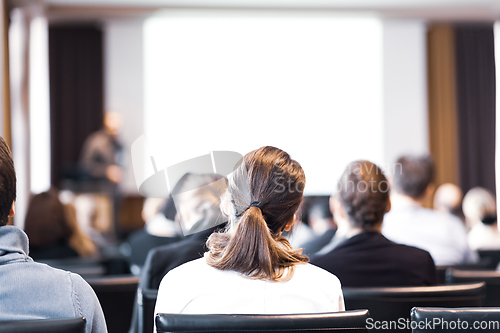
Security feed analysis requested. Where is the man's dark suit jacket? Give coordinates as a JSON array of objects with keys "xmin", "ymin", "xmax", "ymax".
[
  {"xmin": 310, "ymin": 232, "xmax": 437, "ymax": 287},
  {"xmin": 301, "ymin": 228, "xmax": 337, "ymax": 257}
]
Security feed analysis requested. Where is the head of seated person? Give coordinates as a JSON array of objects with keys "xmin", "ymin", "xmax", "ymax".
[
  {"xmin": 463, "ymin": 187, "xmax": 499, "ymax": 251},
  {"xmin": 434, "ymin": 183, "xmax": 464, "ymax": 221},
  {"xmin": 172, "ymin": 173, "xmax": 228, "ymax": 236},
  {"xmin": 463, "ymin": 187, "xmax": 496, "ymax": 228},
  {"xmin": 332, "ymin": 160, "xmax": 390, "ymax": 237},
  {"xmin": 392, "ymin": 155, "xmax": 435, "ymax": 205},
  {"xmin": 142, "ymin": 197, "xmax": 178, "ymax": 237},
  {"xmin": 24, "ymin": 189, "xmax": 96, "ymax": 260},
  {"xmin": 308, "ymin": 199, "xmax": 336, "ymax": 235},
  {"xmin": 206, "ymin": 146, "xmax": 309, "ymax": 282}
]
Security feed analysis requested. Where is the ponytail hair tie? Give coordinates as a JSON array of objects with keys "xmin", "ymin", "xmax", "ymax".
[
  {"xmin": 249, "ymin": 201, "xmax": 263, "ymax": 211},
  {"xmin": 235, "ymin": 201, "xmax": 264, "ymax": 217}
]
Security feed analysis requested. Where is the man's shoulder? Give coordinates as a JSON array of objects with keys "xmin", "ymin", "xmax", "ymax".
[
  {"xmin": 384, "ymin": 205, "xmax": 463, "ymax": 228},
  {"xmin": 387, "ymin": 238, "xmax": 434, "ymax": 261}
]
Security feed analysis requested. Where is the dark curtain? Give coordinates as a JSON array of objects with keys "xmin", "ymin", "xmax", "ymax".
[
  {"xmin": 49, "ymin": 25, "xmax": 104, "ymax": 186},
  {"xmin": 455, "ymin": 24, "xmax": 496, "ymax": 195}
]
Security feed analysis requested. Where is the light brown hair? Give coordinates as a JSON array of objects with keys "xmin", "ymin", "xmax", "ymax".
[
  {"xmin": 24, "ymin": 188, "xmax": 97, "ymax": 257},
  {"xmin": 24, "ymin": 189, "xmax": 72, "ymax": 247},
  {"xmin": 205, "ymin": 146, "xmax": 308, "ymax": 282}
]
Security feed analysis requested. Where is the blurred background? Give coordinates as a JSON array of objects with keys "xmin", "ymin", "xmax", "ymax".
[{"xmin": 0, "ymin": 0, "xmax": 498, "ymax": 241}]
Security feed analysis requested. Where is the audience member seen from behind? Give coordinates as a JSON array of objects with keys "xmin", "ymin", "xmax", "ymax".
[
  {"xmin": 284, "ymin": 206, "xmax": 316, "ymax": 249},
  {"xmin": 434, "ymin": 183, "xmax": 465, "ymax": 224},
  {"xmin": 24, "ymin": 188, "xmax": 97, "ymax": 260},
  {"xmin": 464, "ymin": 187, "xmax": 500, "ymax": 251},
  {"xmin": 129, "ymin": 173, "xmax": 227, "ymax": 333},
  {"xmin": 154, "ymin": 146, "xmax": 344, "ymax": 319},
  {"xmin": 300, "ymin": 197, "xmax": 337, "ymax": 256},
  {"xmin": 122, "ymin": 197, "xmax": 180, "ymax": 274},
  {"xmin": 0, "ymin": 137, "xmax": 106, "ymax": 333},
  {"xmin": 382, "ymin": 155, "xmax": 478, "ymax": 266},
  {"xmin": 142, "ymin": 198, "xmax": 178, "ymax": 237},
  {"xmin": 311, "ymin": 160, "xmax": 436, "ymax": 287},
  {"xmin": 141, "ymin": 173, "xmax": 228, "ymax": 290}
]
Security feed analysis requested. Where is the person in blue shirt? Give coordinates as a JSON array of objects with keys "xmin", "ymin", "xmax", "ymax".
[{"xmin": 0, "ymin": 136, "xmax": 107, "ymax": 333}]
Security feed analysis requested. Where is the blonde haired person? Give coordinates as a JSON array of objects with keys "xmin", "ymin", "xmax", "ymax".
[
  {"xmin": 154, "ymin": 147, "xmax": 344, "ymax": 320},
  {"xmin": 464, "ymin": 187, "xmax": 500, "ymax": 251}
]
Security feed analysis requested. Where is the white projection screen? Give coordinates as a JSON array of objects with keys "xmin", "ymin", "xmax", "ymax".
[{"xmin": 144, "ymin": 10, "xmax": 383, "ymax": 195}]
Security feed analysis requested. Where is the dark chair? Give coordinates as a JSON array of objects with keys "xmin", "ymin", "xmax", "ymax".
[
  {"xmin": 0, "ymin": 317, "xmax": 85, "ymax": 333},
  {"xmin": 136, "ymin": 288, "xmax": 158, "ymax": 333},
  {"xmin": 411, "ymin": 307, "xmax": 500, "ymax": 332},
  {"xmin": 435, "ymin": 263, "xmax": 490, "ymax": 284},
  {"xmin": 86, "ymin": 275, "xmax": 139, "ymax": 333},
  {"xmin": 478, "ymin": 250, "xmax": 500, "ymax": 269},
  {"xmin": 155, "ymin": 310, "xmax": 370, "ymax": 333},
  {"xmin": 122, "ymin": 230, "xmax": 180, "ymax": 273},
  {"xmin": 39, "ymin": 255, "xmax": 131, "ymax": 277},
  {"xmin": 446, "ymin": 268, "xmax": 500, "ymax": 306},
  {"xmin": 343, "ymin": 283, "xmax": 485, "ymax": 333},
  {"xmin": 127, "ymin": 248, "xmax": 161, "ymax": 333},
  {"xmin": 39, "ymin": 257, "xmax": 107, "ymax": 277},
  {"xmin": 131, "ymin": 225, "xmax": 226, "ymax": 333}
]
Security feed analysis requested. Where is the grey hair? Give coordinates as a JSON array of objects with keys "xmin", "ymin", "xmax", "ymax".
[{"xmin": 224, "ymin": 160, "xmax": 252, "ymax": 227}]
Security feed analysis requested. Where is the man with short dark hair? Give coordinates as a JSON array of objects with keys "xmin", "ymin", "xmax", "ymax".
[
  {"xmin": 0, "ymin": 137, "xmax": 107, "ymax": 333},
  {"xmin": 382, "ymin": 155, "xmax": 477, "ymax": 266}
]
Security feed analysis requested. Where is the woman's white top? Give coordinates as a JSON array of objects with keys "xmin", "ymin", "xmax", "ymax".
[{"xmin": 154, "ymin": 258, "xmax": 344, "ymax": 318}]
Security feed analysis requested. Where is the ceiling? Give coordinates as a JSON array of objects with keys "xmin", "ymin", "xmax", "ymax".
[{"xmin": 15, "ymin": 0, "xmax": 500, "ymax": 22}]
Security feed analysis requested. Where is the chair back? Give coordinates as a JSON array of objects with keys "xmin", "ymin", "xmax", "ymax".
[
  {"xmin": 134, "ymin": 246, "xmax": 166, "ymax": 333},
  {"xmin": 123, "ymin": 230, "xmax": 180, "ymax": 270},
  {"xmin": 411, "ymin": 307, "xmax": 500, "ymax": 332},
  {"xmin": 435, "ymin": 263, "xmax": 490, "ymax": 284},
  {"xmin": 40, "ymin": 256, "xmax": 131, "ymax": 277},
  {"xmin": 478, "ymin": 250, "xmax": 500, "ymax": 269},
  {"xmin": 343, "ymin": 283, "xmax": 485, "ymax": 333},
  {"xmin": 155, "ymin": 310, "xmax": 370, "ymax": 333},
  {"xmin": 446, "ymin": 268, "xmax": 500, "ymax": 306},
  {"xmin": 86, "ymin": 275, "xmax": 139, "ymax": 333},
  {"xmin": 0, "ymin": 317, "xmax": 85, "ymax": 333},
  {"xmin": 137, "ymin": 288, "xmax": 158, "ymax": 333},
  {"xmin": 40, "ymin": 257, "xmax": 106, "ymax": 277}
]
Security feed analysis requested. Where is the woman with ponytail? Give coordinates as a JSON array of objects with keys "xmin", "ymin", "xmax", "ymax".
[{"xmin": 154, "ymin": 146, "xmax": 344, "ymax": 317}]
